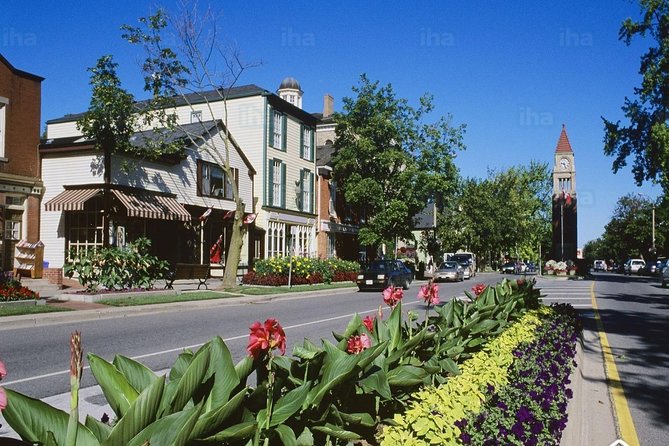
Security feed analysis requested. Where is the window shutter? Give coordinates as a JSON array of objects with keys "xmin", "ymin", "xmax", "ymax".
[
  {"xmin": 309, "ymin": 172, "xmax": 315, "ymax": 213},
  {"xmin": 196, "ymin": 159, "xmax": 203, "ymax": 196},
  {"xmin": 281, "ymin": 162, "xmax": 286, "ymax": 207},
  {"xmin": 281, "ymin": 115, "xmax": 288, "ymax": 151},
  {"xmin": 310, "ymin": 128, "xmax": 315, "ymax": 161},
  {"xmin": 297, "ymin": 169, "xmax": 304, "ymax": 211},
  {"xmin": 268, "ymin": 160, "xmax": 274, "ymax": 206},
  {"xmin": 299, "ymin": 124, "xmax": 304, "ymax": 159},
  {"xmin": 268, "ymin": 108, "xmax": 275, "ymax": 147}
]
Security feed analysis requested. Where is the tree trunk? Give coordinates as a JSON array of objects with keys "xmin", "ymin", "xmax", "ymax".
[{"xmin": 221, "ymin": 203, "xmax": 246, "ymax": 288}]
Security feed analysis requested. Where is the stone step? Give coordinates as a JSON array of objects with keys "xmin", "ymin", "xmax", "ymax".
[{"xmin": 18, "ymin": 278, "xmax": 61, "ymax": 298}]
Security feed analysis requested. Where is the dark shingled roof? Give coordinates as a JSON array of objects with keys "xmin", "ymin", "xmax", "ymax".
[
  {"xmin": 47, "ymin": 84, "xmax": 317, "ymax": 127},
  {"xmin": 316, "ymin": 143, "xmax": 336, "ymax": 167}
]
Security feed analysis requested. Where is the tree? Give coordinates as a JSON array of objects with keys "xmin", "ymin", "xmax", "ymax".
[
  {"xmin": 120, "ymin": 6, "xmax": 257, "ymax": 287},
  {"xmin": 601, "ymin": 193, "xmax": 661, "ymax": 260},
  {"xmin": 332, "ymin": 75, "xmax": 465, "ymax": 254},
  {"xmin": 603, "ymin": 0, "xmax": 669, "ymax": 190},
  {"xmin": 437, "ymin": 162, "xmax": 552, "ymax": 269}
]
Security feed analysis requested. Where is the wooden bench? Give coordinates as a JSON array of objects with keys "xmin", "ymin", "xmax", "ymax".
[{"xmin": 164, "ymin": 263, "xmax": 211, "ymax": 290}]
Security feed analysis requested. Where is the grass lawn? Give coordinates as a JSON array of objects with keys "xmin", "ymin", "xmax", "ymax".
[
  {"xmin": 228, "ymin": 281, "xmax": 357, "ymax": 295},
  {"xmin": 0, "ymin": 304, "xmax": 73, "ymax": 317},
  {"xmin": 98, "ymin": 281, "xmax": 357, "ymax": 305}
]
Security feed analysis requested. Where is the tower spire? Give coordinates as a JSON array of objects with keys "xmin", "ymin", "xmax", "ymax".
[{"xmin": 556, "ymin": 124, "xmax": 573, "ymax": 153}]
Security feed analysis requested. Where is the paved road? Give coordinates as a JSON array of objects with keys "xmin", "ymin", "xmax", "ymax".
[{"xmin": 588, "ymin": 272, "xmax": 669, "ymax": 446}]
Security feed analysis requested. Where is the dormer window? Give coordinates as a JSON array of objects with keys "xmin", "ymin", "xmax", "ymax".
[
  {"xmin": 191, "ymin": 110, "xmax": 203, "ymax": 123},
  {"xmin": 0, "ymin": 96, "xmax": 8, "ymax": 159}
]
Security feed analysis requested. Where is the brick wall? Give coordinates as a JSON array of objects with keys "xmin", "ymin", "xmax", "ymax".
[{"xmin": 43, "ymin": 267, "xmax": 63, "ymax": 288}]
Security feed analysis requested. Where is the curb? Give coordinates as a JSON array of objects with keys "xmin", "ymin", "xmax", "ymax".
[{"xmin": 0, "ymin": 286, "xmax": 356, "ymax": 331}]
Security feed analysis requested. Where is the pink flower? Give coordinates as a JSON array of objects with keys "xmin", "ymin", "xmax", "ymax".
[
  {"xmin": 247, "ymin": 318, "xmax": 287, "ymax": 359},
  {"xmin": 472, "ymin": 283, "xmax": 487, "ymax": 297},
  {"xmin": 362, "ymin": 315, "xmax": 375, "ymax": 333},
  {"xmin": 0, "ymin": 360, "xmax": 6, "ymax": 380},
  {"xmin": 347, "ymin": 333, "xmax": 372, "ymax": 354},
  {"xmin": 383, "ymin": 286, "xmax": 404, "ymax": 308},
  {"xmin": 418, "ymin": 282, "xmax": 440, "ymax": 305},
  {"xmin": 0, "ymin": 386, "xmax": 6, "ymax": 411}
]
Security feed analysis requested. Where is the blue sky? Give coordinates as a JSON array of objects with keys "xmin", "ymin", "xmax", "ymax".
[{"xmin": 1, "ymin": 1, "xmax": 662, "ymax": 246}]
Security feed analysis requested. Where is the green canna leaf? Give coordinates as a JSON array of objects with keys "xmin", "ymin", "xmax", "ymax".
[
  {"xmin": 2, "ymin": 388, "xmax": 99, "ymax": 446},
  {"xmin": 88, "ymin": 353, "xmax": 139, "ymax": 418},
  {"xmin": 312, "ymin": 423, "xmax": 361, "ymax": 441},
  {"xmin": 270, "ymin": 383, "xmax": 310, "ymax": 426},
  {"xmin": 274, "ymin": 424, "xmax": 297, "ymax": 446},
  {"xmin": 112, "ymin": 355, "xmax": 157, "ymax": 394},
  {"xmin": 84, "ymin": 415, "xmax": 111, "ymax": 443}
]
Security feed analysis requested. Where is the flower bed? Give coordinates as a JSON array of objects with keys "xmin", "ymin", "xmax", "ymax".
[
  {"xmin": 380, "ymin": 304, "xmax": 580, "ymax": 445},
  {"xmin": 243, "ymin": 256, "xmax": 359, "ymax": 285},
  {"xmin": 0, "ymin": 273, "xmax": 39, "ymax": 302}
]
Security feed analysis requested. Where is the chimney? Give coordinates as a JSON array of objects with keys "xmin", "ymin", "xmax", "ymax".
[{"xmin": 323, "ymin": 94, "xmax": 334, "ymax": 118}]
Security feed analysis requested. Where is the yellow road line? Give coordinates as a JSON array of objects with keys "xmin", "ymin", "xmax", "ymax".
[{"xmin": 590, "ymin": 281, "xmax": 640, "ymax": 446}]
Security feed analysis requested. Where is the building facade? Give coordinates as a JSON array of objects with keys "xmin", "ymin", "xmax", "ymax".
[
  {"xmin": 42, "ymin": 78, "xmax": 318, "ymax": 269},
  {"xmin": 551, "ymin": 125, "xmax": 577, "ymax": 262},
  {"xmin": 0, "ymin": 54, "xmax": 44, "ymax": 271}
]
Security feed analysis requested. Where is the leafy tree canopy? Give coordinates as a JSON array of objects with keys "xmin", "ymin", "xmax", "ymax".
[
  {"xmin": 332, "ymin": 74, "xmax": 465, "ymax": 249},
  {"xmin": 603, "ymin": 0, "xmax": 669, "ymax": 189}
]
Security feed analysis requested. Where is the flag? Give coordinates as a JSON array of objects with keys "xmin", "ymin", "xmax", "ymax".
[
  {"xmin": 243, "ymin": 213, "xmax": 257, "ymax": 224},
  {"xmin": 198, "ymin": 206, "xmax": 213, "ymax": 221}
]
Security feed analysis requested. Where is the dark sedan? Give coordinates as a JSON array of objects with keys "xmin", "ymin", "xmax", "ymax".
[{"xmin": 357, "ymin": 259, "xmax": 413, "ymax": 291}]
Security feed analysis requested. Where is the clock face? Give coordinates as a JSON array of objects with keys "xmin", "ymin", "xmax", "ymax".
[{"xmin": 560, "ymin": 158, "xmax": 570, "ymax": 170}]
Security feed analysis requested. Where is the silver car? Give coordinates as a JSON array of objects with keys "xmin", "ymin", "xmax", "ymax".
[
  {"xmin": 433, "ymin": 261, "xmax": 464, "ymax": 282},
  {"xmin": 661, "ymin": 264, "xmax": 669, "ymax": 287}
]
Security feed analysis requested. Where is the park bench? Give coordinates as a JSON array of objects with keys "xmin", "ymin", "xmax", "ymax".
[{"xmin": 164, "ymin": 263, "xmax": 211, "ymax": 290}]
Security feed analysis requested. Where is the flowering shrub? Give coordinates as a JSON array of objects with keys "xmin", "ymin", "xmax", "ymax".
[
  {"xmin": 545, "ymin": 260, "xmax": 557, "ymax": 271},
  {"xmin": 247, "ymin": 256, "xmax": 359, "ymax": 285},
  {"xmin": 418, "ymin": 281, "xmax": 439, "ymax": 306},
  {"xmin": 471, "ymin": 283, "xmax": 487, "ymax": 297},
  {"xmin": 346, "ymin": 333, "xmax": 372, "ymax": 354},
  {"xmin": 0, "ymin": 272, "xmax": 39, "ymax": 301}
]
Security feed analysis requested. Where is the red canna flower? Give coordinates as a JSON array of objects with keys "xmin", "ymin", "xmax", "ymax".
[
  {"xmin": 418, "ymin": 281, "xmax": 440, "ymax": 305},
  {"xmin": 0, "ymin": 360, "xmax": 6, "ymax": 380},
  {"xmin": 362, "ymin": 315, "xmax": 375, "ymax": 333},
  {"xmin": 0, "ymin": 386, "xmax": 6, "ymax": 411},
  {"xmin": 472, "ymin": 283, "xmax": 487, "ymax": 297},
  {"xmin": 383, "ymin": 286, "xmax": 404, "ymax": 308},
  {"xmin": 346, "ymin": 333, "xmax": 372, "ymax": 354},
  {"xmin": 516, "ymin": 279, "xmax": 526, "ymax": 287},
  {"xmin": 247, "ymin": 318, "xmax": 287, "ymax": 359}
]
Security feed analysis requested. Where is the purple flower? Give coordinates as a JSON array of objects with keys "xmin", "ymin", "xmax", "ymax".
[
  {"xmin": 460, "ymin": 432, "xmax": 472, "ymax": 444},
  {"xmin": 511, "ymin": 421, "xmax": 525, "ymax": 438},
  {"xmin": 454, "ymin": 418, "xmax": 468, "ymax": 429},
  {"xmin": 496, "ymin": 400, "xmax": 508, "ymax": 411},
  {"xmin": 516, "ymin": 406, "xmax": 534, "ymax": 423}
]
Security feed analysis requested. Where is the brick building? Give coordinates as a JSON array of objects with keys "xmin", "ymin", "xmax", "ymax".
[{"xmin": 0, "ymin": 54, "xmax": 44, "ymax": 271}]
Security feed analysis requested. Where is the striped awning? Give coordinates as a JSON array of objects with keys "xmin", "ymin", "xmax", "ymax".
[
  {"xmin": 44, "ymin": 188, "xmax": 102, "ymax": 211},
  {"xmin": 110, "ymin": 189, "xmax": 191, "ymax": 222}
]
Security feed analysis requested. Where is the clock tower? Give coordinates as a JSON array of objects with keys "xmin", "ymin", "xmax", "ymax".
[{"xmin": 552, "ymin": 125, "xmax": 577, "ymax": 261}]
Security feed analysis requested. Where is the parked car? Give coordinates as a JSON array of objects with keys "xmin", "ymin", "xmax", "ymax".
[
  {"xmin": 433, "ymin": 261, "xmax": 464, "ymax": 282},
  {"xmin": 624, "ymin": 259, "xmax": 646, "ymax": 275},
  {"xmin": 357, "ymin": 259, "xmax": 413, "ymax": 291},
  {"xmin": 661, "ymin": 264, "xmax": 669, "ymax": 287},
  {"xmin": 456, "ymin": 261, "xmax": 471, "ymax": 279},
  {"xmin": 500, "ymin": 261, "xmax": 516, "ymax": 274},
  {"xmin": 593, "ymin": 260, "xmax": 607, "ymax": 272}
]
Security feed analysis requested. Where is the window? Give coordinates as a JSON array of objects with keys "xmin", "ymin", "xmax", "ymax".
[
  {"xmin": 4, "ymin": 221, "xmax": 20, "ymax": 240},
  {"xmin": 300, "ymin": 126, "xmax": 314, "ymax": 160},
  {"xmin": 199, "ymin": 160, "xmax": 238, "ymax": 199},
  {"xmin": 0, "ymin": 96, "xmax": 8, "ymax": 158},
  {"xmin": 269, "ymin": 108, "xmax": 286, "ymax": 150},
  {"xmin": 558, "ymin": 178, "xmax": 572, "ymax": 192},
  {"xmin": 267, "ymin": 221, "xmax": 286, "ymax": 258},
  {"xmin": 66, "ymin": 211, "xmax": 104, "ymax": 255},
  {"xmin": 191, "ymin": 110, "xmax": 203, "ymax": 123},
  {"xmin": 299, "ymin": 169, "xmax": 314, "ymax": 213},
  {"xmin": 328, "ymin": 181, "xmax": 337, "ymax": 217},
  {"xmin": 268, "ymin": 159, "xmax": 285, "ymax": 207}
]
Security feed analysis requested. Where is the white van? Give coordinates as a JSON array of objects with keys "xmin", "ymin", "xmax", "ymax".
[{"xmin": 624, "ymin": 259, "xmax": 645, "ymax": 275}]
